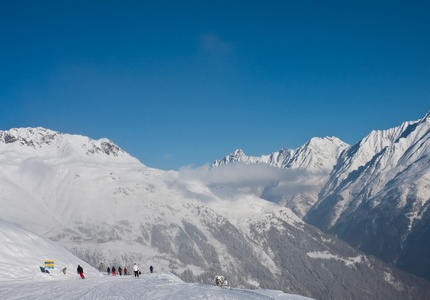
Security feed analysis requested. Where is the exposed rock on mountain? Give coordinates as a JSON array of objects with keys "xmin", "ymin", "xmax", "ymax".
[
  {"xmin": 1, "ymin": 127, "xmax": 429, "ymax": 299},
  {"xmin": 305, "ymin": 112, "xmax": 430, "ymax": 280}
]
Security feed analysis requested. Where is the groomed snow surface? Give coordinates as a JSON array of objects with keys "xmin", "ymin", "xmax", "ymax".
[{"xmin": 0, "ymin": 219, "xmax": 313, "ymax": 300}]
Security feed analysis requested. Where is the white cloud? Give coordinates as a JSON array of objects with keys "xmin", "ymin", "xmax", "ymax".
[
  {"xmin": 177, "ymin": 163, "xmax": 326, "ymax": 198},
  {"xmin": 200, "ymin": 33, "xmax": 233, "ymax": 56}
]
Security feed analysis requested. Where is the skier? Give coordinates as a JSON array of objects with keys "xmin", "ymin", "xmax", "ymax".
[
  {"xmin": 124, "ymin": 267, "xmax": 127, "ymax": 275},
  {"xmin": 150, "ymin": 265, "xmax": 153, "ymax": 273},
  {"xmin": 107, "ymin": 266, "xmax": 110, "ymax": 275},
  {"xmin": 112, "ymin": 266, "xmax": 116, "ymax": 276},
  {"xmin": 77, "ymin": 265, "xmax": 85, "ymax": 279},
  {"xmin": 133, "ymin": 263, "xmax": 139, "ymax": 278},
  {"xmin": 118, "ymin": 266, "xmax": 122, "ymax": 276}
]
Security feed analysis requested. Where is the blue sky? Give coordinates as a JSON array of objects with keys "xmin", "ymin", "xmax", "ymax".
[{"xmin": 1, "ymin": 1, "xmax": 429, "ymax": 170}]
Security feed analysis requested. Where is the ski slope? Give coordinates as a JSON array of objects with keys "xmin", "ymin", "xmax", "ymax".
[
  {"xmin": 0, "ymin": 273, "xmax": 313, "ymax": 300},
  {"xmin": 0, "ymin": 218, "xmax": 313, "ymax": 300}
]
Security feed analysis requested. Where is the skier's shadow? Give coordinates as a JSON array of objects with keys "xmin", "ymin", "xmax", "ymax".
[{"xmin": 39, "ymin": 266, "xmax": 50, "ymax": 274}]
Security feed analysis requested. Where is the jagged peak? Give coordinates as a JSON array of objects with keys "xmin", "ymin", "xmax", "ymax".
[
  {"xmin": 351, "ymin": 112, "xmax": 429, "ymax": 152},
  {"xmin": 232, "ymin": 149, "xmax": 245, "ymax": 156},
  {"xmin": 0, "ymin": 127, "xmax": 140, "ymax": 163},
  {"xmin": 213, "ymin": 136, "xmax": 348, "ymax": 171},
  {"xmin": 0, "ymin": 127, "xmax": 61, "ymax": 147}
]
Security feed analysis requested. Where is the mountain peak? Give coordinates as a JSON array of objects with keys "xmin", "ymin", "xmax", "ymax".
[
  {"xmin": 213, "ymin": 136, "xmax": 349, "ymax": 171},
  {"xmin": 0, "ymin": 127, "xmax": 60, "ymax": 147},
  {"xmin": 0, "ymin": 127, "xmax": 140, "ymax": 164},
  {"xmin": 232, "ymin": 148, "xmax": 245, "ymax": 157}
]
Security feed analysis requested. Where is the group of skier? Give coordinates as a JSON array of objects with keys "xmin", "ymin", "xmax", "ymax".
[
  {"xmin": 106, "ymin": 266, "xmax": 127, "ymax": 276},
  {"xmin": 76, "ymin": 264, "xmax": 154, "ymax": 279}
]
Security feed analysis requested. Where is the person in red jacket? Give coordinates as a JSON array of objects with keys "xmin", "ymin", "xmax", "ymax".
[{"xmin": 124, "ymin": 267, "xmax": 127, "ymax": 275}]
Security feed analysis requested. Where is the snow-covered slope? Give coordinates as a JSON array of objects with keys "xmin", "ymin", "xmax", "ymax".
[
  {"xmin": 1, "ymin": 127, "xmax": 430, "ymax": 299},
  {"xmin": 0, "ymin": 274, "xmax": 314, "ymax": 300},
  {"xmin": 0, "ymin": 218, "xmax": 313, "ymax": 300},
  {"xmin": 0, "ymin": 218, "xmax": 100, "ymax": 281},
  {"xmin": 212, "ymin": 137, "xmax": 349, "ymax": 217},
  {"xmin": 305, "ymin": 112, "xmax": 430, "ymax": 280}
]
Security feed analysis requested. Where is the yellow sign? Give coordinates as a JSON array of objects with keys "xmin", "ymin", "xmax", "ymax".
[{"xmin": 45, "ymin": 260, "xmax": 54, "ymax": 269}]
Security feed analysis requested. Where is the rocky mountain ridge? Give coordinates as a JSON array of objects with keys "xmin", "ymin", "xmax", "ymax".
[
  {"xmin": 0, "ymin": 127, "xmax": 137, "ymax": 162},
  {"xmin": 214, "ymin": 112, "xmax": 430, "ymax": 281},
  {"xmin": 1, "ymin": 127, "xmax": 429, "ymax": 299},
  {"xmin": 213, "ymin": 136, "xmax": 349, "ymax": 172},
  {"xmin": 306, "ymin": 112, "xmax": 430, "ymax": 280}
]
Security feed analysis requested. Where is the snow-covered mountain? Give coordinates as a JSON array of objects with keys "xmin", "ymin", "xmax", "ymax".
[
  {"xmin": 212, "ymin": 112, "xmax": 430, "ymax": 283},
  {"xmin": 0, "ymin": 218, "xmax": 312, "ymax": 300},
  {"xmin": 212, "ymin": 137, "xmax": 349, "ymax": 217},
  {"xmin": 1, "ymin": 127, "xmax": 430, "ymax": 299},
  {"xmin": 305, "ymin": 112, "xmax": 430, "ymax": 280},
  {"xmin": 213, "ymin": 137, "xmax": 348, "ymax": 171}
]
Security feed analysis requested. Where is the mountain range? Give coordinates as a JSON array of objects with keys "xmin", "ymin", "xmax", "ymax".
[
  {"xmin": 214, "ymin": 112, "xmax": 430, "ymax": 283},
  {"xmin": 1, "ymin": 113, "xmax": 430, "ymax": 299}
]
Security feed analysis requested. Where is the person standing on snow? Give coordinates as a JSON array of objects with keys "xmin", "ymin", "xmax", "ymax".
[
  {"xmin": 133, "ymin": 263, "xmax": 139, "ymax": 278},
  {"xmin": 112, "ymin": 266, "xmax": 116, "ymax": 276},
  {"xmin": 150, "ymin": 265, "xmax": 153, "ymax": 273},
  {"xmin": 118, "ymin": 266, "xmax": 122, "ymax": 276},
  {"xmin": 124, "ymin": 267, "xmax": 127, "ymax": 275},
  {"xmin": 107, "ymin": 266, "xmax": 110, "ymax": 275},
  {"xmin": 77, "ymin": 265, "xmax": 85, "ymax": 279}
]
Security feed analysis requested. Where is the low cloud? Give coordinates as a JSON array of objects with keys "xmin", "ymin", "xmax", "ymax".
[{"xmin": 177, "ymin": 163, "xmax": 327, "ymax": 196}]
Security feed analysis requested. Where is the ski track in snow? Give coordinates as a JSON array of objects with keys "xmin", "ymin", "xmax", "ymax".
[{"xmin": 0, "ymin": 273, "xmax": 311, "ymax": 300}]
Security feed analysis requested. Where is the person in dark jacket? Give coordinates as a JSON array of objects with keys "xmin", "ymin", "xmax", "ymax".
[
  {"xmin": 150, "ymin": 265, "xmax": 153, "ymax": 273},
  {"xmin": 107, "ymin": 266, "xmax": 111, "ymax": 275},
  {"xmin": 118, "ymin": 266, "xmax": 122, "ymax": 276},
  {"xmin": 112, "ymin": 266, "xmax": 116, "ymax": 276},
  {"xmin": 77, "ymin": 265, "xmax": 85, "ymax": 279}
]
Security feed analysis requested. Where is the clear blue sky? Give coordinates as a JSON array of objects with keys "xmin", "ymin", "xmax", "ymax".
[{"xmin": 1, "ymin": 1, "xmax": 429, "ymax": 170}]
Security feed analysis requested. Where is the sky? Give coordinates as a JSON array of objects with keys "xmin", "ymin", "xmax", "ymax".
[{"xmin": 1, "ymin": 0, "xmax": 429, "ymax": 170}]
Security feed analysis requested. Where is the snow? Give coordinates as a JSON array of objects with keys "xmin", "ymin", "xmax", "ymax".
[
  {"xmin": 383, "ymin": 272, "xmax": 404, "ymax": 291},
  {"xmin": 306, "ymin": 251, "xmax": 364, "ymax": 268},
  {"xmin": 0, "ymin": 274, "xmax": 313, "ymax": 300},
  {"xmin": 1, "ymin": 122, "xmax": 429, "ymax": 298},
  {"xmin": 213, "ymin": 136, "xmax": 349, "ymax": 172},
  {"xmin": 315, "ymin": 112, "xmax": 430, "ymax": 230},
  {"xmin": 0, "ymin": 218, "xmax": 313, "ymax": 300}
]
